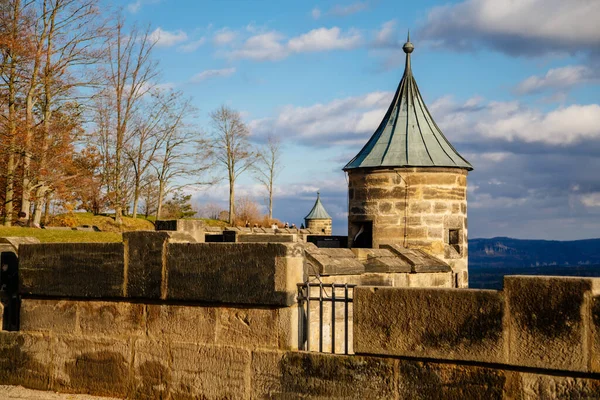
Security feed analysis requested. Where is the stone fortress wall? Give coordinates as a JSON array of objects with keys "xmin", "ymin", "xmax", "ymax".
[
  {"xmin": 348, "ymin": 167, "xmax": 469, "ymax": 287},
  {"xmin": 2, "ymin": 236, "xmax": 600, "ymax": 399}
]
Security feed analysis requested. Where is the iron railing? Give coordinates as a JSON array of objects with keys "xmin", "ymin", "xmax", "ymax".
[{"xmin": 297, "ymin": 282, "xmax": 356, "ymax": 355}]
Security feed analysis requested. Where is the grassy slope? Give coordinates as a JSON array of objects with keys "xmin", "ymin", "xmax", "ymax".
[{"xmin": 0, "ymin": 213, "xmax": 228, "ymax": 243}]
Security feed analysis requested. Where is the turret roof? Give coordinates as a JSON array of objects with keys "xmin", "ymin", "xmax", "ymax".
[
  {"xmin": 304, "ymin": 192, "xmax": 332, "ymax": 220},
  {"xmin": 343, "ymin": 33, "xmax": 473, "ymax": 171}
]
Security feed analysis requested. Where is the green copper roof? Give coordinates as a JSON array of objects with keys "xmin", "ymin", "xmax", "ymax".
[
  {"xmin": 305, "ymin": 192, "xmax": 332, "ymax": 220},
  {"xmin": 344, "ymin": 34, "xmax": 473, "ymax": 171}
]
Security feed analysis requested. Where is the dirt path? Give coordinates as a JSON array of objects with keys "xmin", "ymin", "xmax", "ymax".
[{"xmin": 0, "ymin": 386, "xmax": 122, "ymax": 400}]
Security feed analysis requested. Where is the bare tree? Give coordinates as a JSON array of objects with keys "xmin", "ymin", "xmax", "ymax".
[
  {"xmin": 152, "ymin": 94, "xmax": 212, "ymax": 220},
  {"xmin": 100, "ymin": 14, "xmax": 158, "ymax": 225},
  {"xmin": 253, "ymin": 134, "xmax": 282, "ymax": 221},
  {"xmin": 209, "ymin": 105, "xmax": 254, "ymax": 225}
]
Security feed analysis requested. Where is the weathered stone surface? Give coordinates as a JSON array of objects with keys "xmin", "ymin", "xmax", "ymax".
[
  {"xmin": 52, "ymin": 336, "xmax": 131, "ymax": 398},
  {"xmin": 355, "ymin": 249, "xmax": 412, "ymax": 273},
  {"xmin": 251, "ymin": 350, "xmax": 397, "ymax": 399},
  {"xmin": 123, "ymin": 231, "xmax": 169, "ymax": 299},
  {"xmin": 130, "ymin": 339, "xmax": 171, "ymax": 400},
  {"xmin": 0, "ymin": 332, "xmax": 52, "ymax": 390},
  {"xmin": 397, "ymin": 360, "xmax": 507, "ymax": 400},
  {"xmin": 216, "ymin": 307, "xmax": 279, "ymax": 349},
  {"xmin": 146, "ymin": 304, "xmax": 216, "ymax": 344},
  {"xmin": 19, "ymin": 243, "xmax": 124, "ymax": 298},
  {"xmin": 354, "ymin": 287, "xmax": 505, "ymax": 363},
  {"xmin": 0, "ymin": 385, "xmax": 121, "ymax": 399},
  {"xmin": 407, "ymin": 272, "xmax": 453, "ymax": 288},
  {"xmin": 0, "ymin": 237, "xmax": 40, "ymax": 253},
  {"xmin": 518, "ymin": 372, "xmax": 600, "ymax": 399},
  {"xmin": 591, "ymin": 295, "xmax": 600, "ymax": 372},
  {"xmin": 19, "ymin": 299, "xmax": 77, "ymax": 334},
  {"xmin": 167, "ymin": 243, "xmax": 304, "ymax": 306},
  {"xmin": 79, "ymin": 301, "xmax": 145, "ymax": 337},
  {"xmin": 381, "ymin": 244, "xmax": 451, "ymax": 272},
  {"xmin": 505, "ymin": 275, "xmax": 600, "ymax": 372},
  {"xmin": 276, "ymin": 306, "xmax": 298, "ymax": 350},
  {"xmin": 237, "ymin": 234, "xmax": 295, "ymax": 243},
  {"xmin": 170, "ymin": 342, "xmax": 250, "ymax": 399},
  {"xmin": 305, "ymin": 246, "xmax": 365, "ymax": 275}
]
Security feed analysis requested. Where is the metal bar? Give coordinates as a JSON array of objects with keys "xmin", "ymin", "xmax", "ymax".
[
  {"xmin": 306, "ymin": 284, "xmax": 311, "ymax": 352},
  {"xmin": 345, "ymin": 284, "xmax": 349, "ymax": 355},
  {"xmin": 319, "ymin": 283, "xmax": 323, "ymax": 353},
  {"xmin": 297, "ymin": 285, "xmax": 303, "ymax": 350},
  {"xmin": 331, "ymin": 285, "xmax": 336, "ymax": 354}
]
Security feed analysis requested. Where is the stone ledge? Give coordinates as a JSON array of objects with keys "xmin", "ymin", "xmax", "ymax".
[{"xmin": 354, "ymin": 286, "xmax": 505, "ymax": 364}]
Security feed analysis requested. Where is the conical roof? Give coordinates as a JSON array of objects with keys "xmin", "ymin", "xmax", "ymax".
[
  {"xmin": 343, "ymin": 34, "xmax": 472, "ymax": 171},
  {"xmin": 304, "ymin": 192, "xmax": 331, "ymax": 220}
]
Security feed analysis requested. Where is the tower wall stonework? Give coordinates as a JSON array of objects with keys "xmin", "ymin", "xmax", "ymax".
[
  {"xmin": 347, "ymin": 167, "xmax": 469, "ymax": 287},
  {"xmin": 306, "ymin": 219, "xmax": 332, "ymax": 235}
]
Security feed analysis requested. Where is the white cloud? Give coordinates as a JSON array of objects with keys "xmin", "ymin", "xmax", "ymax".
[
  {"xmin": 581, "ymin": 193, "xmax": 600, "ymax": 207},
  {"xmin": 179, "ymin": 37, "xmax": 206, "ymax": 53},
  {"xmin": 213, "ymin": 28, "xmax": 237, "ymax": 46},
  {"xmin": 250, "ymin": 91, "xmax": 392, "ymax": 145},
  {"xmin": 228, "ymin": 27, "xmax": 362, "ymax": 61},
  {"xmin": 515, "ymin": 65, "xmax": 599, "ymax": 94},
  {"xmin": 311, "ymin": 8, "xmax": 321, "ymax": 20},
  {"xmin": 150, "ymin": 28, "xmax": 188, "ymax": 47},
  {"xmin": 127, "ymin": 0, "xmax": 161, "ymax": 13},
  {"xmin": 230, "ymin": 32, "xmax": 288, "ymax": 61},
  {"xmin": 421, "ymin": 0, "xmax": 600, "ymax": 55},
  {"xmin": 191, "ymin": 67, "xmax": 236, "ymax": 83},
  {"xmin": 288, "ymin": 27, "xmax": 362, "ymax": 52}
]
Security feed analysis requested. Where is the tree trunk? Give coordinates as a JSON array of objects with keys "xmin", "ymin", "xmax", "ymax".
[
  {"xmin": 268, "ymin": 186, "xmax": 273, "ymax": 221},
  {"xmin": 132, "ymin": 181, "xmax": 140, "ymax": 219},
  {"xmin": 229, "ymin": 178, "xmax": 235, "ymax": 225},
  {"xmin": 156, "ymin": 179, "xmax": 165, "ymax": 220}
]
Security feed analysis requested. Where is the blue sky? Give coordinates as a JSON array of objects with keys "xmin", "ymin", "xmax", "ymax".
[{"xmin": 113, "ymin": 0, "xmax": 600, "ymax": 240}]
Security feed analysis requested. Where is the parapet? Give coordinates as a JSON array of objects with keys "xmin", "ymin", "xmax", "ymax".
[
  {"xmin": 354, "ymin": 275, "xmax": 600, "ymax": 374},
  {"xmin": 17, "ymin": 231, "xmax": 306, "ymax": 307}
]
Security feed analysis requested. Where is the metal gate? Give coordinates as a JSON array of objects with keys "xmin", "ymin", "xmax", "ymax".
[{"xmin": 297, "ymin": 282, "xmax": 356, "ymax": 354}]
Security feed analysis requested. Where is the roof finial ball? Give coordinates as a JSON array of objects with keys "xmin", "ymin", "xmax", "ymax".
[{"xmin": 403, "ymin": 30, "xmax": 414, "ymax": 54}]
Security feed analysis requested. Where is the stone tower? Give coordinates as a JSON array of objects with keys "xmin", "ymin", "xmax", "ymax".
[
  {"xmin": 304, "ymin": 192, "xmax": 332, "ymax": 235},
  {"xmin": 343, "ymin": 34, "xmax": 473, "ymax": 287}
]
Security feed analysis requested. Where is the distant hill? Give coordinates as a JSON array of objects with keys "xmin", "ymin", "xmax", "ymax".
[
  {"xmin": 469, "ymin": 237, "xmax": 600, "ymax": 289},
  {"xmin": 470, "ymin": 237, "xmax": 600, "ymax": 268}
]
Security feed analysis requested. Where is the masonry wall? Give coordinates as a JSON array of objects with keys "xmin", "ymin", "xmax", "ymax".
[
  {"xmin": 3, "ymin": 275, "xmax": 600, "ymax": 398},
  {"xmin": 306, "ymin": 219, "xmax": 332, "ymax": 235},
  {"xmin": 347, "ymin": 167, "xmax": 469, "ymax": 287}
]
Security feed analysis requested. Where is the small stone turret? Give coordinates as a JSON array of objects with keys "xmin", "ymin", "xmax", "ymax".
[
  {"xmin": 343, "ymin": 34, "xmax": 473, "ymax": 287},
  {"xmin": 304, "ymin": 192, "xmax": 332, "ymax": 235}
]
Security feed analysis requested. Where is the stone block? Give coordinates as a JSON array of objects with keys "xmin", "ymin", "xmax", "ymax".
[
  {"xmin": 251, "ymin": 350, "xmax": 397, "ymax": 399},
  {"xmin": 146, "ymin": 304, "xmax": 216, "ymax": 344},
  {"xmin": 505, "ymin": 275, "xmax": 600, "ymax": 372},
  {"xmin": 0, "ymin": 332, "xmax": 52, "ymax": 390},
  {"xmin": 433, "ymin": 202, "xmax": 449, "ymax": 213},
  {"xmin": 78, "ymin": 301, "xmax": 145, "ymax": 337},
  {"xmin": 354, "ymin": 287, "xmax": 505, "ymax": 363},
  {"xmin": 131, "ymin": 339, "xmax": 171, "ymax": 400},
  {"xmin": 381, "ymin": 244, "xmax": 451, "ymax": 273},
  {"xmin": 305, "ymin": 247, "xmax": 365, "ymax": 275},
  {"xmin": 397, "ymin": 360, "xmax": 507, "ymax": 400},
  {"xmin": 237, "ymin": 234, "xmax": 295, "ymax": 243},
  {"xmin": 517, "ymin": 372, "xmax": 600, "ymax": 399},
  {"xmin": 52, "ymin": 335, "xmax": 131, "ymax": 398},
  {"xmin": 170, "ymin": 342, "xmax": 250, "ymax": 399},
  {"xmin": 167, "ymin": 243, "xmax": 304, "ymax": 306},
  {"xmin": 123, "ymin": 231, "xmax": 169, "ymax": 299},
  {"xmin": 422, "ymin": 187, "xmax": 466, "ymax": 200},
  {"xmin": 358, "ymin": 249, "xmax": 411, "ymax": 273},
  {"xmin": 277, "ymin": 306, "xmax": 299, "ymax": 350},
  {"xmin": 0, "ymin": 237, "xmax": 40, "ymax": 253},
  {"xmin": 19, "ymin": 243, "xmax": 125, "ymax": 298},
  {"xmin": 19, "ymin": 299, "xmax": 77, "ymax": 334},
  {"xmin": 216, "ymin": 307, "xmax": 279, "ymax": 349},
  {"xmin": 409, "ymin": 201, "xmax": 432, "ymax": 214},
  {"xmin": 407, "ymin": 272, "xmax": 454, "ymax": 288},
  {"xmin": 591, "ymin": 295, "xmax": 600, "ymax": 372}
]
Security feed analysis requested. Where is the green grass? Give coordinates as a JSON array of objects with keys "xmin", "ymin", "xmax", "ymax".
[
  {"xmin": 0, "ymin": 226, "xmax": 122, "ymax": 243},
  {"xmin": 0, "ymin": 213, "xmax": 227, "ymax": 243}
]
